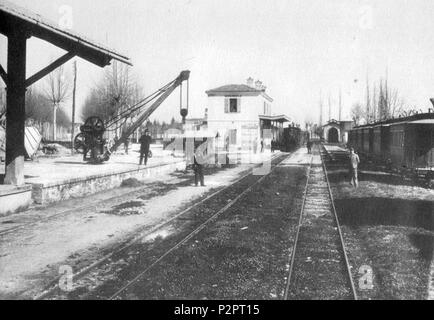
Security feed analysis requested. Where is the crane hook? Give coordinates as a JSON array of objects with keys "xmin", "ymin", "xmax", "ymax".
[{"xmin": 180, "ymin": 79, "xmax": 189, "ymax": 124}]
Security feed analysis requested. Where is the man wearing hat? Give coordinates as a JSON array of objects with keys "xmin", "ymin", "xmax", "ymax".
[{"xmin": 139, "ymin": 130, "xmax": 152, "ymax": 166}]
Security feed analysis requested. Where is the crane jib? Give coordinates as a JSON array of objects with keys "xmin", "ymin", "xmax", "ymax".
[{"xmin": 74, "ymin": 71, "xmax": 190, "ymax": 163}]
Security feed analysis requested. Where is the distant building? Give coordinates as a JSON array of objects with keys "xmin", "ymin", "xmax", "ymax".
[
  {"xmin": 322, "ymin": 119, "xmax": 355, "ymax": 144},
  {"xmin": 184, "ymin": 118, "xmax": 207, "ymax": 132},
  {"xmin": 205, "ymin": 78, "xmax": 291, "ymax": 155}
]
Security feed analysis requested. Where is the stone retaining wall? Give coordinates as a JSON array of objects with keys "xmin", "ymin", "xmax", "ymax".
[{"xmin": 31, "ymin": 160, "xmax": 186, "ymax": 205}]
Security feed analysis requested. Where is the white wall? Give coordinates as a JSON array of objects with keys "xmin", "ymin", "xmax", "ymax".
[{"xmin": 206, "ymin": 95, "xmax": 271, "ymax": 153}]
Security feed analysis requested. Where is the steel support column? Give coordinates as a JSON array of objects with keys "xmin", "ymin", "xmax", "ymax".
[{"xmin": 4, "ymin": 32, "xmax": 27, "ymax": 186}]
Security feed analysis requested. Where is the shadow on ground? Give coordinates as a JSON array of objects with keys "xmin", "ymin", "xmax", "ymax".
[{"xmin": 335, "ymin": 198, "xmax": 434, "ymax": 232}]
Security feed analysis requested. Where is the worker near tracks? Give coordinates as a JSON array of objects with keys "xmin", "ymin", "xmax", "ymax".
[
  {"xmin": 349, "ymin": 148, "xmax": 360, "ymax": 188},
  {"xmin": 307, "ymin": 140, "xmax": 313, "ymax": 154},
  {"xmin": 139, "ymin": 130, "xmax": 152, "ymax": 166},
  {"xmin": 193, "ymin": 141, "xmax": 206, "ymax": 187}
]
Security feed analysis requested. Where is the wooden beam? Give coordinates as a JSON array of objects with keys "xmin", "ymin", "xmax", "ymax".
[
  {"xmin": 0, "ymin": 63, "xmax": 7, "ymax": 85},
  {"xmin": 4, "ymin": 32, "xmax": 27, "ymax": 186},
  {"xmin": 25, "ymin": 51, "xmax": 75, "ymax": 88}
]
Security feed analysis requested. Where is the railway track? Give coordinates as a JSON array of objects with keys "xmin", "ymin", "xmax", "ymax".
[
  {"xmin": 36, "ymin": 153, "xmax": 288, "ymax": 300},
  {"xmin": 284, "ymin": 144, "xmax": 357, "ymax": 300}
]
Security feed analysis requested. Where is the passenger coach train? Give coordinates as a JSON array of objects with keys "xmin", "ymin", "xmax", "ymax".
[{"xmin": 348, "ymin": 112, "xmax": 434, "ymax": 177}]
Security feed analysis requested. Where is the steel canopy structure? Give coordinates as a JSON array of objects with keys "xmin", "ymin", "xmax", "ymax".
[{"xmin": 0, "ymin": 0, "xmax": 131, "ymax": 185}]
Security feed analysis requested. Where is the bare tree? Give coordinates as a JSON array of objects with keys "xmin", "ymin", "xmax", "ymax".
[
  {"xmin": 375, "ymin": 78, "xmax": 406, "ymax": 121},
  {"xmin": 351, "ymin": 103, "xmax": 365, "ymax": 126},
  {"xmin": 26, "ymin": 87, "xmax": 70, "ymax": 133},
  {"xmin": 365, "ymin": 75, "xmax": 371, "ymax": 123},
  {"xmin": 363, "ymin": 71, "xmax": 408, "ymax": 123},
  {"xmin": 82, "ymin": 61, "xmax": 142, "ymax": 135},
  {"xmin": 44, "ymin": 65, "xmax": 70, "ymax": 140}
]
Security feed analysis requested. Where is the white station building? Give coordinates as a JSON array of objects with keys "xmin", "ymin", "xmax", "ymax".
[{"xmin": 204, "ymin": 78, "xmax": 291, "ymax": 156}]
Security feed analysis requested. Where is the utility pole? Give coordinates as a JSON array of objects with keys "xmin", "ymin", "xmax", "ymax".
[
  {"xmin": 319, "ymin": 90, "xmax": 323, "ymax": 127},
  {"xmin": 53, "ymin": 103, "xmax": 58, "ymax": 141},
  {"xmin": 71, "ymin": 61, "xmax": 77, "ymax": 154},
  {"xmin": 339, "ymin": 87, "xmax": 342, "ymax": 122},
  {"xmin": 113, "ymin": 61, "xmax": 120, "ymax": 139},
  {"xmin": 366, "ymin": 73, "xmax": 370, "ymax": 123}
]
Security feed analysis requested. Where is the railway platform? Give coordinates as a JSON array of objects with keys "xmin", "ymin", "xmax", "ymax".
[{"xmin": 0, "ymin": 144, "xmax": 186, "ymax": 208}]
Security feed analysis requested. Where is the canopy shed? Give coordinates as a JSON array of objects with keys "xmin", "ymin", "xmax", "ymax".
[{"xmin": 0, "ymin": 0, "xmax": 131, "ymax": 185}]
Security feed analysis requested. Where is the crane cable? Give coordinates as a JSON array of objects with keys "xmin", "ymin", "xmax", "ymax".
[{"xmin": 105, "ymin": 80, "xmax": 176, "ymax": 128}]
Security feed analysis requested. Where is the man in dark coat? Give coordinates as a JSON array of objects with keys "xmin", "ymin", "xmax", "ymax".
[
  {"xmin": 139, "ymin": 130, "xmax": 152, "ymax": 166},
  {"xmin": 307, "ymin": 140, "xmax": 312, "ymax": 154},
  {"xmin": 193, "ymin": 141, "xmax": 206, "ymax": 187},
  {"xmin": 193, "ymin": 153, "xmax": 205, "ymax": 187}
]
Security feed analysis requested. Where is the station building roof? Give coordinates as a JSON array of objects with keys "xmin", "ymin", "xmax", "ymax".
[
  {"xmin": 0, "ymin": 0, "xmax": 132, "ymax": 67},
  {"xmin": 259, "ymin": 115, "xmax": 291, "ymax": 123},
  {"xmin": 206, "ymin": 84, "xmax": 273, "ymax": 102}
]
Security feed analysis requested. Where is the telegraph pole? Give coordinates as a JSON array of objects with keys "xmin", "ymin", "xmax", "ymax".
[
  {"xmin": 339, "ymin": 87, "xmax": 342, "ymax": 122},
  {"xmin": 71, "ymin": 61, "xmax": 77, "ymax": 155},
  {"xmin": 319, "ymin": 90, "xmax": 323, "ymax": 126}
]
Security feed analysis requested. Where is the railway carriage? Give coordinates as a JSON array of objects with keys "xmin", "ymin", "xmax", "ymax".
[
  {"xmin": 348, "ymin": 127, "xmax": 364, "ymax": 152},
  {"xmin": 372, "ymin": 124, "xmax": 391, "ymax": 159},
  {"xmin": 372, "ymin": 125, "xmax": 382, "ymax": 156},
  {"xmin": 362, "ymin": 127, "xmax": 373, "ymax": 154},
  {"xmin": 348, "ymin": 113, "xmax": 434, "ymax": 177},
  {"xmin": 357, "ymin": 127, "xmax": 364, "ymax": 152}
]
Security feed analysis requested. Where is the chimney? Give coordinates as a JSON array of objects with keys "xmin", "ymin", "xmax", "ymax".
[
  {"xmin": 247, "ymin": 77, "xmax": 254, "ymax": 88},
  {"xmin": 255, "ymin": 80, "xmax": 263, "ymax": 90}
]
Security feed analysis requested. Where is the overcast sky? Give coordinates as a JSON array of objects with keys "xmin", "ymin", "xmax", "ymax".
[{"xmin": 2, "ymin": 0, "xmax": 434, "ymax": 124}]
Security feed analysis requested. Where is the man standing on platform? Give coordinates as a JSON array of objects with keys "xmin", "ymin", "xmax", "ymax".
[
  {"xmin": 307, "ymin": 140, "xmax": 312, "ymax": 154},
  {"xmin": 139, "ymin": 130, "xmax": 152, "ymax": 166},
  {"xmin": 192, "ymin": 140, "xmax": 206, "ymax": 187}
]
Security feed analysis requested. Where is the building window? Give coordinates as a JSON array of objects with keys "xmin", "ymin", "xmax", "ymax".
[
  {"xmin": 230, "ymin": 99, "xmax": 238, "ymax": 113},
  {"xmin": 225, "ymin": 97, "xmax": 241, "ymax": 113}
]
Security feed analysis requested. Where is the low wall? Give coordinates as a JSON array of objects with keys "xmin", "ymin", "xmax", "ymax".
[
  {"xmin": 31, "ymin": 160, "xmax": 186, "ymax": 205},
  {"xmin": 0, "ymin": 185, "xmax": 33, "ymax": 217}
]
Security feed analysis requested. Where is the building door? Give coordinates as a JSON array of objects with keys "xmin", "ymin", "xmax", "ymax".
[
  {"xmin": 328, "ymin": 128, "xmax": 339, "ymax": 143},
  {"xmin": 229, "ymin": 129, "xmax": 237, "ymax": 145}
]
